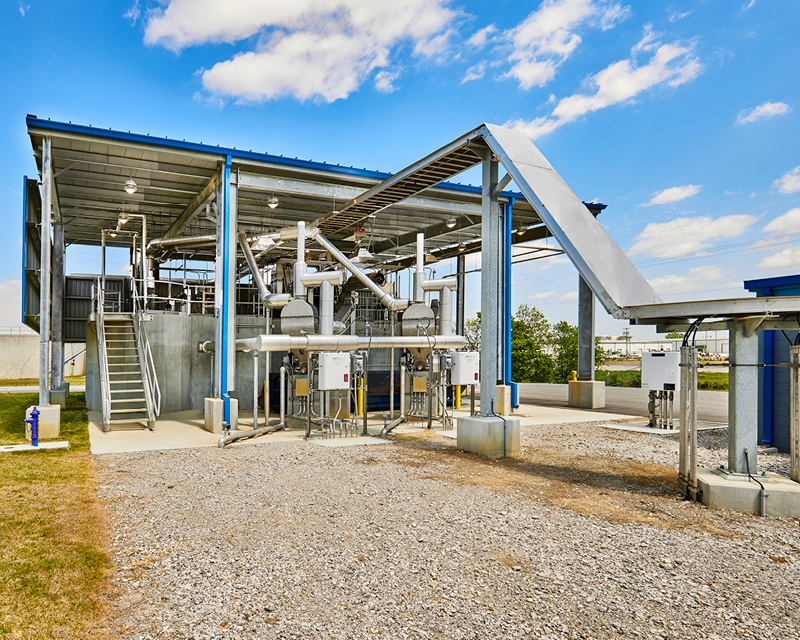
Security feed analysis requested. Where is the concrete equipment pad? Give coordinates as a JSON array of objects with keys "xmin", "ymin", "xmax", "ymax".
[
  {"xmin": 600, "ymin": 421, "xmax": 728, "ymax": 435},
  {"xmin": 697, "ymin": 468, "xmax": 800, "ymax": 518}
]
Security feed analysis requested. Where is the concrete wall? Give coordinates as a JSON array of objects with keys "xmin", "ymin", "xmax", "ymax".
[{"xmin": 0, "ymin": 335, "xmax": 86, "ymax": 380}]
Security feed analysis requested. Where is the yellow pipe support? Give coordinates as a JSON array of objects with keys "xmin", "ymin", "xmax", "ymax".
[
  {"xmin": 357, "ymin": 386, "xmax": 364, "ymax": 417},
  {"xmin": 455, "ymin": 385, "xmax": 461, "ymax": 409}
]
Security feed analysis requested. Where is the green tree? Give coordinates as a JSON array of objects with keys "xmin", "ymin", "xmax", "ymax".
[
  {"xmin": 511, "ymin": 319, "xmax": 555, "ymax": 382},
  {"xmin": 665, "ymin": 332, "xmax": 683, "ymax": 339},
  {"xmin": 464, "ymin": 313, "xmax": 480, "ymax": 351}
]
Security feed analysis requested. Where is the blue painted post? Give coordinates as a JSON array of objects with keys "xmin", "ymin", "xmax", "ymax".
[
  {"xmin": 221, "ymin": 157, "xmax": 232, "ymax": 425},
  {"xmin": 504, "ymin": 198, "xmax": 518, "ymax": 408}
]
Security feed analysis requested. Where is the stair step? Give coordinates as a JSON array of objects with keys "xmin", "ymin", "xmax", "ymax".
[
  {"xmin": 110, "ymin": 390, "xmax": 145, "ymax": 396},
  {"xmin": 110, "ymin": 408, "xmax": 148, "ymax": 414},
  {"xmin": 111, "ymin": 399, "xmax": 147, "ymax": 405}
]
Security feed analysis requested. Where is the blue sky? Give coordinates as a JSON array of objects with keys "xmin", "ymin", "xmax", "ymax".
[{"xmin": 1, "ymin": 0, "xmax": 799, "ymax": 337}]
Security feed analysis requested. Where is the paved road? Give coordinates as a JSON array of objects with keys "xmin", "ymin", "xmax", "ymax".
[{"xmin": 514, "ymin": 383, "xmax": 728, "ymax": 424}]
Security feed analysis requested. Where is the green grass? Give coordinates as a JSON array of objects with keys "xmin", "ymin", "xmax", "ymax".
[
  {"xmin": 595, "ymin": 370, "xmax": 729, "ymax": 391},
  {"xmin": 0, "ymin": 392, "xmax": 112, "ymax": 639},
  {"xmin": 0, "ymin": 376, "xmax": 85, "ymax": 388}
]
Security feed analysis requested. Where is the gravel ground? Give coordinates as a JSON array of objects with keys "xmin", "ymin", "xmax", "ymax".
[{"xmin": 97, "ymin": 421, "xmax": 800, "ymax": 640}]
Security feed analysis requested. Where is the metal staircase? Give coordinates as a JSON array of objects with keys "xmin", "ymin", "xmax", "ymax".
[{"xmin": 96, "ymin": 278, "xmax": 160, "ymax": 432}]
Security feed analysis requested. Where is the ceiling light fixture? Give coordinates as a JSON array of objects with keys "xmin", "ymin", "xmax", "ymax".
[
  {"xmin": 124, "ymin": 169, "xmax": 137, "ymax": 195},
  {"xmin": 267, "ymin": 196, "xmax": 279, "ymax": 209},
  {"xmin": 445, "ymin": 218, "xmax": 457, "ymax": 228},
  {"xmin": 458, "ymin": 242, "xmax": 466, "ymax": 252}
]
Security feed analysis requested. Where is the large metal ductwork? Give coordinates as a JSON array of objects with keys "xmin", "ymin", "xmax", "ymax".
[
  {"xmin": 300, "ymin": 270, "xmax": 344, "ymax": 335},
  {"xmin": 294, "ymin": 221, "xmax": 308, "ymax": 298},
  {"xmin": 307, "ymin": 227, "xmax": 409, "ymax": 312},
  {"xmin": 414, "ymin": 232, "xmax": 425, "ymax": 303},
  {"xmin": 237, "ymin": 231, "xmax": 291, "ymax": 308},
  {"xmin": 422, "ymin": 277, "xmax": 457, "ymax": 336}
]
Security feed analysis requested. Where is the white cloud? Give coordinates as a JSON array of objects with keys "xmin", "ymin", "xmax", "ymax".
[
  {"xmin": 143, "ymin": 0, "xmax": 458, "ymax": 103},
  {"xmin": 629, "ymin": 214, "xmax": 757, "ymax": 258},
  {"xmin": 502, "ymin": 0, "xmax": 630, "ymax": 90},
  {"xmin": 763, "ymin": 208, "xmax": 800, "ymax": 234},
  {"xmin": 18, "ymin": 2, "xmax": 29, "ymax": 17},
  {"xmin": 742, "ymin": 0, "xmax": 756, "ymax": 9},
  {"xmin": 123, "ymin": 1, "xmax": 141, "ymax": 25},
  {"xmin": 528, "ymin": 290, "xmax": 558, "ymax": 299},
  {"xmin": 374, "ymin": 70, "xmax": 399, "ymax": 93},
  {"xmin": 461, "ymin": 61, "xmax": 488, "ymax": 84},
  {"xmin": 467, "ymin": 24, "xmax": 496, "ymax": 48},
  {"xmin": 648, "ymin": 265, "xmax": 723, "ymax": 294},
  {"xmin": 506, "ymin": 25, "xmax": 702, "ymax": 139},
  {"xmin": 736, "ymin": 100, "xmax": 791, "ymax": 125},
  {"xmin": 668, "ymin": 10, "xmax": 693, "ymax": 23},
  {"xmin": 773, "ymin": 166, "xmax": 800, "ymax": 194},
  {"xmin": 560, "ymin": 290, "xmax": 578, "ymax": 301},
  {"xmin": 640, "ymin": 184, "xmax": 702, "ymax": 206},
  {"xmin": 758, "ymin": 247, "xmax": 800, "ymax": 271}
]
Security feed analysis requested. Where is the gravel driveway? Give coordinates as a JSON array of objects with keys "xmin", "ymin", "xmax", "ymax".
[{"xmin": 97, "ymin": 422, "xmax": 800, "ymax": 640}]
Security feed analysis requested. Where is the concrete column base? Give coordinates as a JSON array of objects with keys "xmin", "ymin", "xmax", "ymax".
[
  {"xmin": 25, "ymin": 404, "xmax": 61, "ymax": 439},
  {"xmin": 204, "ymin": 398, "xmax": 223, "ymax": 434},
  {"xmin": 49, "ymin": 389, "xmax": 67, "ymax": 407},
  {"xmin": 697, "ymin": 469, "xmax": 800, "ymax": 518},
  {"xmin": 496, "ymin": 385, "xmax": 512, "ymax": 415},
  {"xmin": 568, "ymin": 380, "xmax": 606, "ymax": 409},
  {"xmin": 457, "ymin": 415, "xmax": 520, "ymax": 459}
]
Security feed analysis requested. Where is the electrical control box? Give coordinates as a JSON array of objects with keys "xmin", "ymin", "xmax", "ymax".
[
  {"xmin": 641, "ymin": 351, "xmax": 680, "ymax": 392},
  {"xmin": 319, "ymin": 352, "xmax": 351, "ymax": 390},
  {"xmin": 450, "ymin": 351, "xmax": 480, "ymax": 386}
]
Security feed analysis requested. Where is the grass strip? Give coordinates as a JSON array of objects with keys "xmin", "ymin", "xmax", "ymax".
[
  {"xmin": 0, "ymin": 376, "xmax": 85, "ymax": 388},
  {"xmin": 0, "ymin": 392, "xmax": 112, "ymax": 639}
]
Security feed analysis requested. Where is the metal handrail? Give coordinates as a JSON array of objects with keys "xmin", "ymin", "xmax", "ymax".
[
  {"xmin": 131, "ymin": 279, "xmax": 161, "ymax": 417},
  {"xmin": 93, "ymin": 277, "xmax": 112, "ymax": 429}
]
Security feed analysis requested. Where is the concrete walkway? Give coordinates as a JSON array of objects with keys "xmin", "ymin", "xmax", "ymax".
[
  {"xmin": 0, "ymin": 385, "xmax": 86, "ymax": 394},
  {"xmin": 88, "ymin": 403, "xmax": 639, "ymax": 455}
]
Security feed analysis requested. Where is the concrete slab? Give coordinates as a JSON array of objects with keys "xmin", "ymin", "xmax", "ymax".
[
  {"xmin": 89, "ymin": 410, "xmax": 220, "ymax": 454},
  {"xmin": 697, "ymin": 468, "xmax": 800, "ymax": 518},
  {"xmin": 600, "ymin": 421, "xmax": 727, "ymax": 435},
  {"xmin": 0, "ymin": 441, "xmax": 70, "ymax": 453},
  {"xmin": 0, "ymin": 385, "xmax": 85, "ymax": 394},
  {"xmin": 312, "ymin": 436, "xmax": 394, "ymax": 448}
]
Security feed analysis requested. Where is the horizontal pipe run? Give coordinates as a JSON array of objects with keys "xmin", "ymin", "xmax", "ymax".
[
  {"xmin": 218, "ymin": 423, "xmax": 283, "ymax": 448},
  {"xmin": 421, "ymin": 278, "xmax": 457, "ymax": 291},
  {"xmin": 237, "ymin": 334, "xmax": 467, "ymax": 352}
]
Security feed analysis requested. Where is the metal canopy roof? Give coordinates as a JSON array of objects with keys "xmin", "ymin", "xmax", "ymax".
[{"xmin": 26, "ymin": 117, "xmax": 553, "ymax": 264}]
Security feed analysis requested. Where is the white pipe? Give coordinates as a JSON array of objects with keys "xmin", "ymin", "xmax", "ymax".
[
  {"xmin": 237, "ymin": 232, "xmax": 291, "ymax": 308},
  {"xmin": 422, "ymin": 277, "xmax": 457, "ymax": 336},
  {"xmin": 414, "ymin": 233, "xmax": 425, "ymax": 303},
  {"xmin": 300, "ymin": 271, "xmax": 344, "ymax": 336},
  {"xmin": 294, "ymin": 221, "xmax": 307, "ymax": 297},
  {"xmin": 253, "ymin": 351, "xmax": 259, "ymax": 429},
  {"xmin": 308, "ymin": 228, "xmax": 409, "ymax": 311},
  {"xmin": 238, "ymin": 334, "xmax": 467, "ymax": 352},
  {"xmin": 280, "ymin": 365, "xmax": 286, "ymax": 425}
]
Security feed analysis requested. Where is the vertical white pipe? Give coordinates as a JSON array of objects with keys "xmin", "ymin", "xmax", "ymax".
[
  {"xmin": 414, "ymin": 233, "xmax": 425, "ymax": 303},
  {"xmin": 320, "ymin": 279, "xmax": 334, "ymax": 335},
  {"xmin": 294, "ymin": 221, "xmax": 307, "ymax": 297},
  {"xmin": 400, "ymin": 364, "xmax": 406, "ymax": 419},
  {"xmin": 253, "ymin": 351, "xmax": 259, "ymax": 429},
  {"xmin": 440, "ymin": 286, "xmax": 453, "ymax": 336}
]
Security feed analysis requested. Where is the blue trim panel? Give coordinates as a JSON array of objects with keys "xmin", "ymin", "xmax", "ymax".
[
  {"xmin": 745, "ymin": 274, "xmax": 800, "ymax": 292},
  {"xmin": 21, "ymin": 176, "xmax": 28, "ymax": 324},
  {"xmin": 762, "ymin": 330, "xmax": 774, "ymax": 445},
  {"xmin": 26, "ymin": 116, "xmax": 525, "ymax": 200},
  {"xmin": 504, "ymin": 198, "xmax": 518, "ymax": 407},
  {"xmin": 221, "ymin": 157, "xmax": 232, "ymax": 425}
]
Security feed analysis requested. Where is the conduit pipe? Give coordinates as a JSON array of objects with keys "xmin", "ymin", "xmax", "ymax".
[
  {"xmin": 307, "ymin": 227, "xmax": 410, "ymax": 311},
  {"xmin": 294, "ymin": 221, "xmax": 308, "ymax": 298},
  {"xmin": 381, "ymin": 364, "xmax": 406, "ymax": 436},
  {"xmin": 414, "ymin": 233, "xmax": 425, "ymax": 303},
  {"xmin": 218, "ymin": 363, "xmax": 288, "ymax": 448},
  {"xmin": 237, "ymin": 231, "xmax": 291, "ymax": 308},
  {"xmin": 422, "ymin": 278, "xmax": 457, "ymax": 336},
  {"xmin": 300, "ymin": 271, "xmax": 344, "ymax": 335},
  {"xmin": 237, "ymin": 334, "xmax": 467, "ymax": 352}
]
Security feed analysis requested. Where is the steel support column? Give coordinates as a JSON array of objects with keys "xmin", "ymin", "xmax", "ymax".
[
  {"xmin": 480, "ymin": 154, "xmax": 500, "ymax": 414},
  {"xmin": 577, "ymin": 276, "xmax": 595, "ymax": 381},
  {"xmin": 50, "ymin": 222, "xmax": 65, "ymax": 391},
  {"xmin": 213, "ymin": 165, "xmax": 224, "ymax": 399},
  {"xmin": 39, "ymin": 137, "xmax": 52, "ymax": 406},
  {"xmin": 728, "ymin": 320, "xmax": 759, "ymax": 474}
]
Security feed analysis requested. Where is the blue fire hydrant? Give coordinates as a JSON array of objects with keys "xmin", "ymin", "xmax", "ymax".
[{"xmin": 24, "ymin": 407, "xmax": 40, "ymax": 447}]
